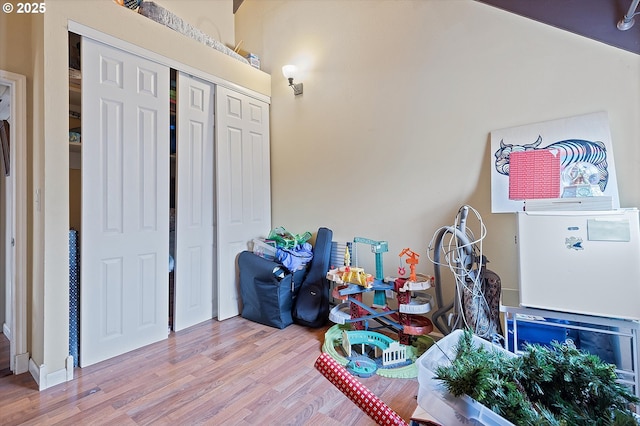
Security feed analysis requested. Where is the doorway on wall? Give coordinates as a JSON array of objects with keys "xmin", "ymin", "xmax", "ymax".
[
  {"xmin": 0, "ymin": 82, "xmax": 11, "ymax": 376},
  {"xmin": 0, "ymin": 69, "xmax": 28, "ymax": 376},
  {"xmin": 0, "ymin": 82, "xmax": 10, "ymax": 377}
]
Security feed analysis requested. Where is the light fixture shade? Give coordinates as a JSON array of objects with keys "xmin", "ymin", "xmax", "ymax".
[{"xmin": 282, "ymin": 64, "xmax": 297, "ymax": 79}]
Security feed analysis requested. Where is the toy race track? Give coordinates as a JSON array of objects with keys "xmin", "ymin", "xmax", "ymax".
[
  {"xmin": 329, "ymin": 277, "xmax": 434, "ymax": 344},
  {"xmin": 324, "ymin": 239, "xmax": 436, "ymax": 379}
]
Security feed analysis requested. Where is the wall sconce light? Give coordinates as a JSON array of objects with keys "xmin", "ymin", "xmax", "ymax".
[{"xmin": 282, "ymin": 65, "xmax": 303, "ymax": 95}]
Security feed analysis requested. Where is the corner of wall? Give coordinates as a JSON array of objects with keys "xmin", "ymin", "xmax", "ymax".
[{"xmin": 28, "ymin": 355, "xmax": 73, "ymax": 391}]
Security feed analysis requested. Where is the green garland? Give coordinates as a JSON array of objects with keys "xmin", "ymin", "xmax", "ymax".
[{"xmin": 434, "ymin": 329, "xmax": 640, "ymax": 425}]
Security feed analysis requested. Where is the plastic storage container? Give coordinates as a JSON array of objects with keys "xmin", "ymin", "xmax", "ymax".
[
  {"xmin": 252, "ymin": 239, "xmax": 277, "ymax": 260},
  {"xmin": 417, "ymin": 330, "xmax": 515, "ymax": 426},
  {"xmin": 507, "ymin": 317, "xmax": 568, "ymax": 352},
  {"xmin": 507, "ymin": 316, "xmax": 621, "ymax": 366}
]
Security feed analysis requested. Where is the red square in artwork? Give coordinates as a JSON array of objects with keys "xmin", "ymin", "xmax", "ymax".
[{"xmin": 509, "ymin": 149, "xmax": 561, "ymax": 200}]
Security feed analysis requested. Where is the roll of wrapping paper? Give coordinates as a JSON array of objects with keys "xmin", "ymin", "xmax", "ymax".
[{"xmin": 314, "ymin": 353, "xmax": 408, "ymax": 426}]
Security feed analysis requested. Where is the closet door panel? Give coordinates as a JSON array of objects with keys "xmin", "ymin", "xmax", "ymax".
[
  {"xmin": 81, "ymin": 38, "xmax": 169, "ymax": 367},
  {"xmin": 216, "ymin": 87, "xmax": 271, "ymax": 320},
  {"xmin": 174, "ymin": 72, "xmax": 215, "ymax": 331}
]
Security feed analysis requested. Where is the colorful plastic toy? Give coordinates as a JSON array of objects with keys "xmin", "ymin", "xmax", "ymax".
[
  {"xmin": 326, "ymin": 237, "xmax": 435, "ymax": 348},
  {"xmin": 399, "ymin": 247, "xmax": 420, "ymax": 282}
]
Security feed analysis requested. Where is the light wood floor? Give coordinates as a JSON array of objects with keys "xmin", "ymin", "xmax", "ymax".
[{"xmin": 0, "ymin": 317, "xmax": 419, "ymax": 425}]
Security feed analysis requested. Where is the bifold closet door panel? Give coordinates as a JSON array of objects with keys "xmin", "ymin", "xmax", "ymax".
[
  {"xmin": 80, "ymin": 37, "xmax": 170, "ymax": 367},
  {"xmin": 215, "ymin": 86, "xmax": 271, "ymax": 320},
  {"xmin": 174, "ymin": 72, "xmax": 215, "ymax": 331}
]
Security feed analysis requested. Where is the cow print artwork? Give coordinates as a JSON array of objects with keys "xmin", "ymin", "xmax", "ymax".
[
  {"xmin": 493, "ymin": 136, "xmax": 609, "ymax": 191},
  {"xmin": 489, "ymin": 111, "xmax": 619, "ymax": 213}
]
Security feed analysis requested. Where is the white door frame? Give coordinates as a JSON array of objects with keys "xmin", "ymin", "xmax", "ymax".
[{"xmin": 0, "ymin": 69, "xmax": 28, "ymax": 374}]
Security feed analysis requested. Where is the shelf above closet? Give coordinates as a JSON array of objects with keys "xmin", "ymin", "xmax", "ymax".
[{"xmin": 69, "ymin": 142, "xmax": 82, "ymax": 152}]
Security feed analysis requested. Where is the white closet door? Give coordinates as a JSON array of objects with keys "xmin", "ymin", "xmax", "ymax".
[
  {"xmin": 174, "ymin": 72, "xmax": 215, "ymax": 331},
  {"xmin": 215, "ymin": 87, "xmax": 271, "ymax": 320},
  {"xmin": 81, "ymin": 38, "xmax": 169, "ymax": 367}
]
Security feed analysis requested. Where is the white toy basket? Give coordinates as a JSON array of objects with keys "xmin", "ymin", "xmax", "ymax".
[{"xmin": 416, "ymin": 329, "xmax": 515, "ymax": 426}]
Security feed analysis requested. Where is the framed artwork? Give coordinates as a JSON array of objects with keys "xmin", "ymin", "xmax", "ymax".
[
  {"xmin": 490, "ymin": 111, "xmax": 620, "ymax": 213},
  {"xmin": 0, "ymin": 119, "xmax": 9, "ymax": 176}
]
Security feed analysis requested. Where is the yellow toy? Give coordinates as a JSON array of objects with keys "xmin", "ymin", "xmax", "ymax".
[
  {"xmin": 325, "ymin": 246, "xmax": 373, "ymax": 288},
  {"xmin": 341, "ymin": 267, "xmax": 373, "ymax": 288}
]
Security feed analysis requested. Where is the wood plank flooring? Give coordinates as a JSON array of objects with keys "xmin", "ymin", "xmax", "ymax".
[{"xmin": 0, "ymin": 317, "xmax": 420, "ymax": 425}]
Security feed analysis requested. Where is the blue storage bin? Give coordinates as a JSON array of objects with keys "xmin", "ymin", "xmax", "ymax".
[
  {"xmin": 507, "ymin": 318, "xmax": 622, "ymax": 367},
  {"xmin": 507, "ymin": 318, "xmax": 568, "ymax": 352}
]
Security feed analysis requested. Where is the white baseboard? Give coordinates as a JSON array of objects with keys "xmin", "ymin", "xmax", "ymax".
[
  {"xmin": 3, "ymin": 324, "xmax": 29, "ymax": 374},
  {"xmin": 29, "ymin": 359, "xmax": 43, "ymax": 390},
  {"xmin": 2, "ymin": 322, "xmax": 11, "ymax": 341},
  {"xmin": 29, "ymin": 357, "xmax": 74, "ymax": 391},
  {"xmin": 14, "ymin": 351, "xmax": 29, "ymax": 374},
  {"xmin": 65, "ymin": 355, "xmax": 74, "ymax": 381}
]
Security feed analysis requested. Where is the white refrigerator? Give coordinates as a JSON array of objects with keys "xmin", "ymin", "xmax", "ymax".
[{"xmin": 516, "ymin": 209, "xmax": 640, "ymax": 321}]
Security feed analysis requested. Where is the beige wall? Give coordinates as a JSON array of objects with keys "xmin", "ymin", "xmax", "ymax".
[
  {"xmin": 0, "ymin": 10, "xmax": 38, "ymax": 366},
  {"xmin": 236, "ymin": 0, "xmax": 640, "ymax": 313},
  {"xmin": 0, "ymin": 12, "xmax": 33, "ymax": 75}
]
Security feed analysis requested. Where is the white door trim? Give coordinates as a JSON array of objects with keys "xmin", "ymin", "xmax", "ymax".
[
  {"xmin": 67, "ymin": 21, "xmax": 270, "ymax": 105},
  {"xmin": 0, "ymin": 69, "xmax": 28, "ymax": 374}
]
